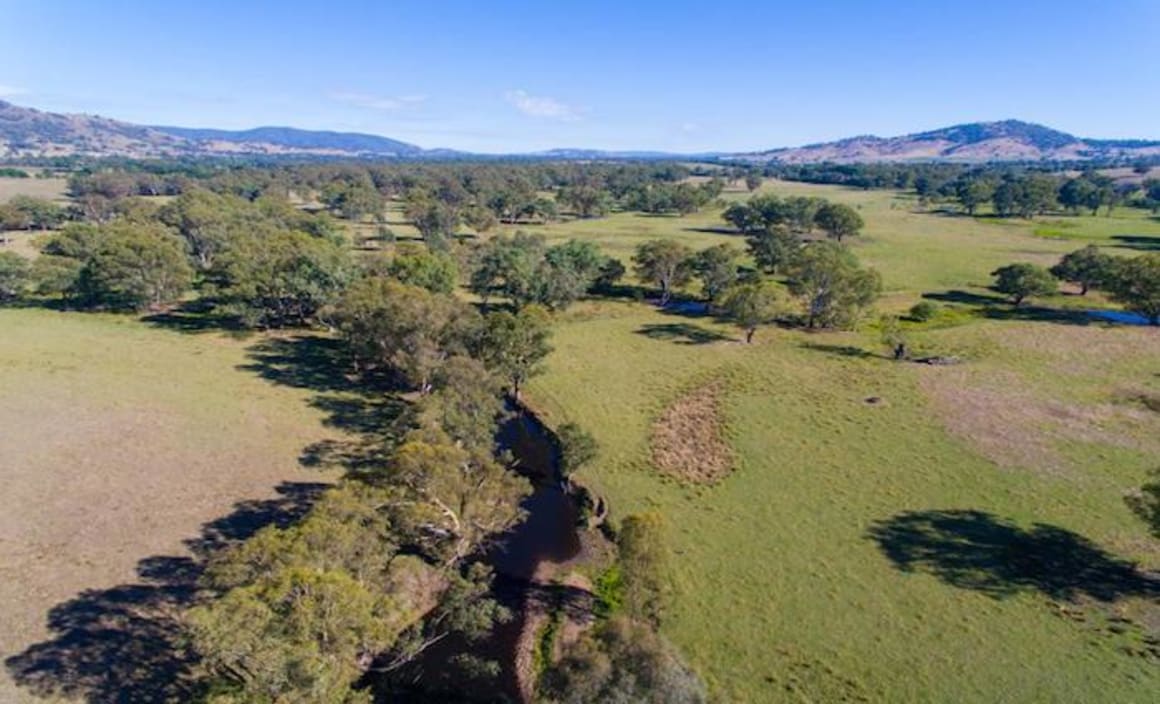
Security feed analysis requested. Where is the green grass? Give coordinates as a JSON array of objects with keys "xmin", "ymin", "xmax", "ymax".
[
  {"xmin": 524, "ymin": 183, "xmax": 1160, "ymax": 702},
  {"xmin": 463, "ymin": 180, "xmax": 1160, "ymax": 308}
]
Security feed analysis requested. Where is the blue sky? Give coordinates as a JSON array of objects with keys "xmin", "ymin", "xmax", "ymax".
[{"xmin": 1, "ymin": 1, "xmax": 1157, "ymax": 152}]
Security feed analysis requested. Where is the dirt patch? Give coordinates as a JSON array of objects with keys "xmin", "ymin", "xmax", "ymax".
[
  {"xmin": 650, "ymin": 381, "xmax": 734, "ymax": 483},
  {"xmin": 987, "ymin": 324, "xmax": 1159, "ymax": 378},
  {"xmin": 919, "ymin": 366, "xmax": 1160, "ymax": 475}
]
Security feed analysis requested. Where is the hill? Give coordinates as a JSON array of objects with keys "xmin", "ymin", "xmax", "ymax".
[
  {"xmin": 3, "ymin": 101, "xmax": 1160, "ymax": 163},
  {"xmin": 0, "ymin": 100, "xmax": 187, "ymax": 158},
  {"xmin": 0, "ymin": 100, "xmax": 421, "ymax": 159},
  {"xmin": 151, "ymin": 125, "xmax": 422, "ymax": 157},
  {"xmin": 738, "ymin": 120, "xmax": 1160, "ymax": 163}
]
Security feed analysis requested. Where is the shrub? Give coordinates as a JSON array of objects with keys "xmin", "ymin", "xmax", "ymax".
[
  {"xmin": 0, "ymin": 251, "xmax": 30, "ymax": 301},
  {"xmin": 908, "ymin": 300, "xmax": 939, "ymax": 322}
]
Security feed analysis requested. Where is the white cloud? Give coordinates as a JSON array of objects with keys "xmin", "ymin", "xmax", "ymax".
[
  {"xmin": 504, "ymin": 89, "xmax": 581, "ymax": 121},
  {"xmin": 0, "ymin": 85, "xmax": 26, "ymax": 98},
  {"xmin": 330, "ymin": 92, "xmax": 427, "ymax": 111},
  {"xmin": 680, "ymin": 122, "xmax": 700, "ymax": 133}
]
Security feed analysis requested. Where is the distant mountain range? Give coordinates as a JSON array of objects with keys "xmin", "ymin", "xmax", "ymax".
[
  {"xmin": 734, "ymin": 120, "xmax": 1160, "ymax": 163},
  {"xmin": 0, "ymin": 100, "xmax": 425, "ymax": 159},
  {"xmin": 151, "ymin": 125, "xmax": 424, "ymax": 158},
  {"xmin": 2, "ymin": 100, "xmax": 1159, "ymax": 163}
]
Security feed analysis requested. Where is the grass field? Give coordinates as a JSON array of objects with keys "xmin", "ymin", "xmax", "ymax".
[
  {"xmin": 524, "ymin": 182, "xmax": 1160, "ymax": 702},
  {"xmin": 528, "ymin": 181, "xmax": 1159, "ymax": 301},
  {"xmin": 0, "ymin": 176, "xmax": 69, "ymax": 204},
  {"xmin": 0, "ymin": 176, "xmax": 69, "ymax": 258},
  {"xmin": 0, "ymin": 310, "xmax": 344, "ymax": 703},
  {"xmin": 2, "ymin": 179, "xmax": 1158, "ymax": 702}
]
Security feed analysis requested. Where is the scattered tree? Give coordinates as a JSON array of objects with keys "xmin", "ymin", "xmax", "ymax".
[
  {"xmin": 991, "ymin": 262, "xmax": 1057, "ymax": 305},
  {"xmin": 814, "ymin": 202, "xmax": 864, "ymax": 242},
  {"xmin": 478, "ymin": 305, "xmax": 553, "ymax": 400},
  {"xmin": 1050, "ymin": 245, "xmax": 1115, "ymax": 295},
  {"xmin": 691, "ymin": 243, "xmax": 741, "ymax": 302},
  {"xmin": 632, "ymin": 239, "xmax": 693, "ymax": 305},
  {"xmin": 786, "ymin": 242, "xmax": 882, "ymax": 329},
  {"xmin": 1105, "ymin": 253, "xmax": 1160, "ymax": 325},
  {"xmin": 746, "ymin": 227, "xmax": 801, "ymax": 274},
  {"xmin": 718, "ymin": 280, "xmax": 784, "ymax": 343}
]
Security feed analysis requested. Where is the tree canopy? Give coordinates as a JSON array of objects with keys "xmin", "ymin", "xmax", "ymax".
[
  {"xmin": 632, "ymin": 239, "xmax": 693, "ymax": 305},
  {"xmin": 1050, "ymin": 245, "xmax": 1116, "ymax": 295},
  {"xmin": 991, "ymin": 262, "xmax": 1057, "ymax": 305},
  {"xmin": 1106, "ymin": 253, "xmax": 1160, "ymax": 325},
  {"xmin": 786, "ymin": 242, "xmax": 882, "ymax": 329},
  {"xmin": 718, "ymin": 280, "xmax": 785, "ymax": 343}
]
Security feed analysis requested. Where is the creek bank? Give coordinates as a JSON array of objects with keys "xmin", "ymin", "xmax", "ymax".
[{"xmin": 491, "ymin": 402, "xmax": 612, "ymax": 703}]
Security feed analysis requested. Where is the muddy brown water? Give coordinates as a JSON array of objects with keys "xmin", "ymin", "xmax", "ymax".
[{"xmin": 381, "ymin": 406, "xmax": 583, "ymax": 703}]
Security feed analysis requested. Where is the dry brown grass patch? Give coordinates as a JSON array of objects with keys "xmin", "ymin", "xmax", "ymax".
[
  {"xmin": 650, "ymin": 381, "xmax": 733, "ymax": 483},
  {"xmin": 919, "ymin": 366, "xmax": 1160, "ymax": 475}
]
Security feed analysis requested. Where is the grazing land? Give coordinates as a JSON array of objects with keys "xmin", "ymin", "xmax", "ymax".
[
  {"xmin": 525, "ymin": 182, "xmax": 1160, "ymax": 702},
  {"xmin": 2, "ymin": 173, "xmax": 1158, "ymax": 702},
  {"xmin": 0, "ymin": 310, "xmax": 342, "ymax": 703},
  {"xmin": 514, "ymin": 180, "xmax": 1160, "ymax": 301},
  {"xmin": 0, "ymin": 175, "xmax": 68, "ymax": 258},
  {"xmin": 0, "ymin": 175, "xmax": 69, "ymax": 204}
]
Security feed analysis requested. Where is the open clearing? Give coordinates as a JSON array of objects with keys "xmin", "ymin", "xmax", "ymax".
[
  {"xmin": 0, "ymin": 176, "xmax": 69, "ymax": 204},
  {"xmin": 0, "ymin": 176, "xmax": 69, "ymax": 259},
  {"xmin": 526, "ymin": 182, "xmax": 1160, "ymax": 702},
  {"xmin": 0, "ymin": 310, "xmax": 341, "ymax": 703},
  {"xmin": 2, "ymin": 178, "xmax": 1158, "ymax": 702}
]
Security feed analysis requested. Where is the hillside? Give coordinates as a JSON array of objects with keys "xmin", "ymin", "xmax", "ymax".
[
  {"xmin": 739, "ymin": 120, "xmax": 1160, "ymax": 163},
  {"xmin": 0, "ymin": 100, "xmax": 187, "ymax": 158},
  {"xmin": 0, "ymin": 100, "xmax": 422, "ymax": 159},
  {"xmin": 151, "ymin": 125, "xmax": 422, "ymax": 157},
  {"xmin": 3, "ymin": 101, "xmax": 1160, "ymax": 163}
]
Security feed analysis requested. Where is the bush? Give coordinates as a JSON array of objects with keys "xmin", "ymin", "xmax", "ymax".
[
  {"xmin": 539, "ymin": 616, "xmax": 706, "ymax": 704},
  {"xmin": 908, "ymin": 300, "xmax": 939, "ymax": 322},
  {"xmin": 0, "ymin": 251, "xmax": 30, "ymax": 301}
]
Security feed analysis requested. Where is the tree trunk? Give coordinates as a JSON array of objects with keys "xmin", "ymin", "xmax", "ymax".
[
  {"xmin": 745, "ymin": 328, "xmax": 755, "ymax": 344},
  {"xmin": 1080, "ymin": 283, "xmax": 1089, "ymax": 296}
]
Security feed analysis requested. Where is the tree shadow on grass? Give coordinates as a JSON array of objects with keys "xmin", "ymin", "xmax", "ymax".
[
  {"xmin": 1112, "ymin": 235, "xmax": 1160, "ymax": 252},
  {"xmin": 681, "ymin": 225, "xmax": 742, "ymax": 236},
  {"xmin": 799, "ymin": 342, "xmax": 882, "ymax": 360},
  {"xmin": 635, "ymin": 322, "xmax": 733, "ymax": 345},
  {"xmin": 5, "ymin": 482, "xmax": 326, "ymax": 703},
  {"xmin": 866, "ymin": 509, "xmax": 1160, "ymax": 602},
  {"xmin": 238, "ymin": 334, "xmax": 361, "ymax": 394},
  {"xmin": 239, "ymin": 334, "xmax": 415, "ymax": 476},
  {"xmin": 300, "ymin": 395, "xmax": 413, "ymax": 477},
  {"xmin": 923, "ymin": 290, "xmax": 1094, "ymax": 326},
  {"xmin": 142, "ymin": 300, "xmax": 249, "ymax": 337}
]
